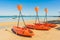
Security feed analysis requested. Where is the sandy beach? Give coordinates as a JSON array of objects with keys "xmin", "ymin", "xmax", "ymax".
[
  {"xmin": 0, "ymin": 20, "xmax": 60, "ymax": 40},
  {"xmin": 0, "ymin": 0, "xmax": 60, "ymax": 40}
]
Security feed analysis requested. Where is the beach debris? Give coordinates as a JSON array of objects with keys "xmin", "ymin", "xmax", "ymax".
[
  {"xmin": 5, "ymin": 29, "xmax": 8, "ymax": 31},
  {"xmin": 12, "ymin": 5, "xmax": 34, "ymax": 37}
]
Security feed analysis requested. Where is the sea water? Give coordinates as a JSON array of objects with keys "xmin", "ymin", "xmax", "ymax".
[{"xmin": 0, "ymin": 16, "xmax": 59, "ymax": 22}]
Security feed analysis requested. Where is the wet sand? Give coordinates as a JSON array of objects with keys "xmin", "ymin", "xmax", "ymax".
[{"xmin": 0, "ymin": 20, "xmax": 60, "ymax": 40}]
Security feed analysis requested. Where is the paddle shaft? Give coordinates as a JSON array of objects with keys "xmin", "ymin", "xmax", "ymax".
[
  {"xmin": 20, "ymin": 11, "xmax": 26, "ymax": 27},
  {"xmin": 35, "ymin": 12, "xmax": 40, "ymax": 23},
  {"xmin": 17, "ymin": 11, "xmax": 21, "ymax": 27},
  {"xmin": 44, "ymin": 13, "xmax": 47, "ymax": 23},
  {"xmin": 17, "ymin": 11, "xmax": 26, "ymax": 27}
]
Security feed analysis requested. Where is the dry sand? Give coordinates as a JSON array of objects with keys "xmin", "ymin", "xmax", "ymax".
[{"xmin": 0, "ymin": 20, "xmax": 60, "ymax": 40}]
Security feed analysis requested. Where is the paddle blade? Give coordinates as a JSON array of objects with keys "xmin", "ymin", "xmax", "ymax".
[
  {"xmin": 17, "ymin": 5, "xmax": 22, "ymax": 11},
  {"xmin": 45, "ymin": 8, "xmax": 48, "ymax": 13},
  {"xmin": 35, "ymin": 7, "xmax": 39, "ymax": 12}
]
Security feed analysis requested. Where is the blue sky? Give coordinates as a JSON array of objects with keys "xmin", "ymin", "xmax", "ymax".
[{"xmin": 0, "ymin": 0, "xmax": 60, "ymax": 16}]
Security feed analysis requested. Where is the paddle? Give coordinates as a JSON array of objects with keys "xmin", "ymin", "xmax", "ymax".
[
  {"xmin": 44, "ymin": 8, "xmax": 48, "ymax": 23},
  {"xmin": 17, "ymin": 5, "xmax": 26, "ymax": 27},
  {"xmin": 35, "ymin": 7, "xmax": 40, "ymax": 24}
]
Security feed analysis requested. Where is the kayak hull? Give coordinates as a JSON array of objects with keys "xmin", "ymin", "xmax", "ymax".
[
  {"xmin": 26, "ymin": 24, "xmax": 51, "ymax": 30},
  {"xmin": 12, "ymin": 26, "xmax": 34, "ymax": 37}
]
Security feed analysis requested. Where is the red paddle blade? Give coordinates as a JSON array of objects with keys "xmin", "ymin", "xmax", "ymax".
[
  {"xmin": 17, "ymin": 5, "xmax": 22, "ymax": 11},
  {"xmin": 45, "ymin": 8, "xmax": 48, "ymax": 13},
  {"xmin": 35, "ymin": 7, "xmax": 39, "ymax": 12}
]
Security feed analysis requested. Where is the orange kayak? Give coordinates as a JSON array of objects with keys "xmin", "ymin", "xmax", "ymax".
[
  {"xmin": 12, "ymin": 26, "xmax": 34, "ymax": 37},
  {"xmin": 26, "ymin": 24, "xmax": 51, "ymax": 30}
]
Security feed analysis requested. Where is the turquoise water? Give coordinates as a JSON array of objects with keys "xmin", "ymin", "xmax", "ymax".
[
  {"xmin": 0, "ymin": 16, "xmax": 59, "ymax": 22},
  {"xmin": 0, "ymin": 16, "xmax": 59, "ymax": 18}
]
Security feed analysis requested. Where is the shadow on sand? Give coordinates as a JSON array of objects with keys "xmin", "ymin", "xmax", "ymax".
[
  {"xmin": 55, "ymin": 27, "xmax": 60, "ymax": 30},
  {"xmin": 47, "ymin": 20, "xmax": 60, "ymax": 24},
  {"xmin": 47, "ymin": 20, "xmax": 60, "ymax": 30}
]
